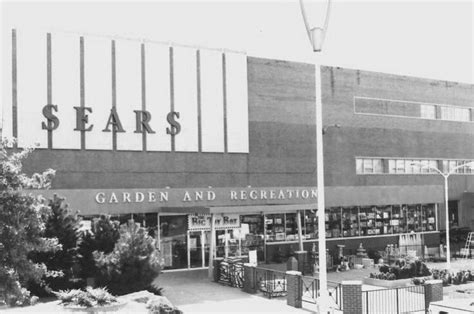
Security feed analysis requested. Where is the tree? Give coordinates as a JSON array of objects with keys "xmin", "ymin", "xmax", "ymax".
[
  {"xmin": 29, "ymin": 195, "xmax": 83, "ymax": 294},
  {"xmin": 0, "ymin": 139, "xmax": 59, "ymax": 306},
  {"xmin": 94, "ymin": 220, "xmax": 162, "ymax": 295}
]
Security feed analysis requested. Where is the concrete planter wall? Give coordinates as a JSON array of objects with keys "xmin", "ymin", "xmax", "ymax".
[{"xmin": 62, "ymin": 301, "xmax": 127, "ymax": 313}]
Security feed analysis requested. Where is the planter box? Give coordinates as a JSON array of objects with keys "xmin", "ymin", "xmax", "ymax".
[{"xmin": 363, "ymin": 276, "xmax": 432, "ymax": 288}]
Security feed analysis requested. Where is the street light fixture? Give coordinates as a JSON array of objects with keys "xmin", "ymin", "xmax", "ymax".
[
  {"xmin": 298, "ymin": 1, "xmax": 332, "ymax": 313},
  {"xmin": 411, "ymin": 160, "xmax": 474, "ymax": 270}
]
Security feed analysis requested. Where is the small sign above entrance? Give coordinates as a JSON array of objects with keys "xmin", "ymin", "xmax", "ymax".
[{"xmin": 188, "ymin": 214, "xmax": 240, "ymax": 231}]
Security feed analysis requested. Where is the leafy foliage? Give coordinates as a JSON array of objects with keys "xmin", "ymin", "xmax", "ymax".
[
  {"xmin": 54, "ymin": 287, "xmax": 117, "ymax": 308},
  {"xmin": 29, "ymin": 195, "xmax": 83, "ymax": 295},
  {"xmin": 147, "ymin": 299, "xmax": 182, "ymax": 314},
  {"xmin": 432, "ymin": 269, "xmax": 474, "ymax": 286},
  {"xmin": 370, "ymin": 258, "xmax": 431, "ymax": 280},
  {"xmin": 94, "ymin": 220, "xmax": 162, "ymax": 295},
  {"xmin": 0, "ymin": 139, "xmax": 59, "ymax": 306}
]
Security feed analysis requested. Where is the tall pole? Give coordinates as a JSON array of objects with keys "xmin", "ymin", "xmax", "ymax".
[
  {"xmin": 298, "ymin": 1, "xmax": 332, "ymax": 311},
  {"xmin": 208, "ymin": 213, "xmax": 216, "ymax": 279},
  {"xmin": 444, "ymin": 176, "xmax": 451, "ymax": 270},
  {"xmin": 297, "ymin": 210, "xmax": 304, "ymax": 251},
  {"xmin": 315, "ymin": 57, "xmax": 329, "ymax": 314}
]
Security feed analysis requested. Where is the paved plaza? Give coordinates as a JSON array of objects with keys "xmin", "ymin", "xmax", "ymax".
[
  {"xmin": 155, "ymin": 269, "xmax": 314, "ymax": 313},
  {"xmin": 155, "ymin": 259, "xmax": 474, "ymax": 313}
]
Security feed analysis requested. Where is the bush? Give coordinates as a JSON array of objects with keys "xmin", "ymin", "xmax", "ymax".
[
  {"xmin": 379, "ymin": 264, "xmax": 390, "ymax": 273},
  {"xmin": 370, "ymin": 258, "xmax": 430, "ymax": 281},
  {"xmin": 54, "ymin": 287, "xmax": 117, "ymax": 308},
  {"xmin": 94, "ymin": 220, "xmax": 162, "ymax": 295},
  {"xmin": 368, "ymin": 250, "xmax": 382, "ymax": 263},
  {"xmin": 147, "ymin": 299, "xmax": 182, "ymax": 314}
]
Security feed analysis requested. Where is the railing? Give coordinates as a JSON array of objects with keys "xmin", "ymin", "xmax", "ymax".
[
  {"xmin": 301, "ymin": 276, "xmax": 342, "ymax": 309},
  {"xmin": 362, "ymin": 285, "xmax": 425, "ymax": 314},
  {"xmin": 253, "ymin": 267, "xmax": 287, "ymax": 298}
]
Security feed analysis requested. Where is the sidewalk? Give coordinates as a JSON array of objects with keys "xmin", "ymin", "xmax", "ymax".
[{"xmin": 154, "ymin": 269, "xmax": 316, "ymax": 313}]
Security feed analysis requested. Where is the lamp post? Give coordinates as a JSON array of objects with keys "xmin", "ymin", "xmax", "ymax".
[
  {"xmin": 411, "ymin": 161, "xmax": 474, "ymax": 270},
  {"xmin": 298, "ymin": 1, "xmax": 332, "ymax": 313}
]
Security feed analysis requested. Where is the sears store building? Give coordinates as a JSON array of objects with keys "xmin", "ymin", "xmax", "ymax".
[{"xmin": 2, "ymin": 29, "xmax": 474, "ymax": 270}]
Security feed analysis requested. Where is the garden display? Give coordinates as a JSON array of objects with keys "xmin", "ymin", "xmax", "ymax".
[
  {"xmin": 431, "ymin": 269, "xmax": 474, "ymax": 286},
  {"xmin": 53, "ymin": 287, "xmax": 125, "ymax": 310},
  {"xmin": 369, "ymin": 259, "xmax": 431, "ymax": 281}
]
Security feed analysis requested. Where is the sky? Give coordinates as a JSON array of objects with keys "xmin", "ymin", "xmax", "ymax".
[{"xmin": 1, "ymin": 0, "xmax": 473, "ymax": 85}]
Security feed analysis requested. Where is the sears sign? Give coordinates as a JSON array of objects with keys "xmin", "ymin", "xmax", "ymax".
[{"xmin": 2, "ymin": 29, "xmax": 249, "ymax": 153}]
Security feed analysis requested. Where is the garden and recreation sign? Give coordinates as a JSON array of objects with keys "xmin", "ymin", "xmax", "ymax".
[
  {"xmin": 33, "ymin": 185, "xmax": 445, "ymax": 216},
  {"xmin": 2, "ymin": 29, "xmax": 249, "ymax": 153},
  {"xmin": 35, "ymin": 187, "xmax": 319, "ymax": 215}
]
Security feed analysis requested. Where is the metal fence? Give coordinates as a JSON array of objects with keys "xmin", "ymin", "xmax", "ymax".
[
  {"xmin": 362, "ymin": 285, "xmax": 425, "ymax": 314},
  {"xmin": 253, "ymin": 267, "xmax": 287, "ymax": 298},
  {"xmin": 301, "ymin": 276, "xmax": 342, "ymax": 309}
]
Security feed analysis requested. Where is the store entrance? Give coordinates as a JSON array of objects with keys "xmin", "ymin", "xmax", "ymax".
[
  {"xmin": 187, "ymin": 229, "xmax": 241, "ymax": 268},
  {"xmin": 188, "ymin": 231, "xmax": 206, "ymax": 268}
]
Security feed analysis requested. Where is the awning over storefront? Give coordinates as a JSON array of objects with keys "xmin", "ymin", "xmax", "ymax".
[
  {"xmin": 32, "ymin": 184, "xmax": 443, "ymax": 216},
  {"xmin": 160, "ymin": 203, "xmax": 317, "ymax": 215}
]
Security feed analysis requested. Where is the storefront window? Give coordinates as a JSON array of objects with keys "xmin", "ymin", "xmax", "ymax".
[
  {"xmin": 342, "ymin": 207, "xmax": 359, "ymax": 237},
  {"xmin": 423, "ymin": 204, "xmax": 436, "ymax": 231},
  {"xmin": 160, "ymin": 215, "xmax": 187, "ymax": 269},
  {"xmin": 285, "ymin": 213, "xmax": 302, "ymax": 241},
  {"xmin": 265, "ymin": 214, "xmax": 285, "ymax": 242},
  {"xmin": 326, "ymin": 208, "xmax": 342, "ymax": 238},
  {"xmin": 304, "ymin": 210, "xmax": 318, "ymax": 239},
  {"xmin": 240, "ymin": 215, "xmax": 264, "ymax": 260}
]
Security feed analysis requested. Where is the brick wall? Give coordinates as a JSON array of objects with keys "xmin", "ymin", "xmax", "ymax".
[
  {"xmin": 424, "ymin": 279, "xmax": 443, "ymax": 310},
  {"xmin": 286, "ymin": 271, "xmax": 302, "ymax": 308},
  {"xmin": 342, "ymin": 280, "xmax": 362, "ymax": 314}
]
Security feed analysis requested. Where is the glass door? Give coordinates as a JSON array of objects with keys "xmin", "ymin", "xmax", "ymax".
[{"xmin": 188, "ymin": 231, "xmax": 204, "ymax": 268}]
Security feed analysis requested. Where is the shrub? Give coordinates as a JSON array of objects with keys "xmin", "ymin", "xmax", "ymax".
[
  {"xmin": 379, "ymin": 264, "xmax": 390, "ymax": 273},
  {"xmin": 54, "ymin": 287, "xmax": 117, "ymax": 308},
  {"xmin": 147, "ymin": 299, "xmax": 182, "ymax": 314},
  {"xmin": 94, "ymin": 220, "xmax": 162, "ymax": 295},
  {"xmin": 368, "ymin": 250, "xmax": 382, "ymax": 264},
  {"xmin": 0, "ymin": 140, "xmax": 59, "ymax": 306}
]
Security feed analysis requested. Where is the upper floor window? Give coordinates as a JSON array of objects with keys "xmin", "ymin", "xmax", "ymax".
[
  {"xmin": 356, "ymin": 158, "xmax": 383, "ymax": 174},
  {"xmin": 420, "ymin": 104, "xmax": 436, "ymax": 119},
  {"xmin": 443, "ymin": 160, "xmax": 474, "ymax": 174},
  {"xmin": 354, "ymin": 96, "xmax": 473, "ymax": 123},
  {"xmin": 440, "ymin": 106, "xmax": 470, "ymax": 122},
  {"xmin": 362, "ymin": 158, "xmax": 473, "ymax": 175}
]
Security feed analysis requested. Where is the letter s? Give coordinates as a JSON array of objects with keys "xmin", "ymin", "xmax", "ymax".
[
  {"xmin": 41, "ymin": 104, "xmax": 59, "ymax": 130},
  {"xmin": 166, "ymin": 111, "xmax": 181, "ymax": 136}
]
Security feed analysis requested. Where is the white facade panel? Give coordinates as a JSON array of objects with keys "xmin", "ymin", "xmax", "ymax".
[
  {"xmin": 145, "ymin": 43, "xmax": 172, "ymax": 151},
  {"xmin": 225, "ymin": 52, "xmax": 249, "ymax": 153},
  {"xmin": 84, "ymin": 37, "xmax": 113, "ymax": 150},
  {"xmin": 16, "ymin": 30, "xmax": 48, "ymax": 148},
  {"xmin": 51, "ymin": 33, "xmax": 81, "ymax": 149},
  {"xmin": 2, "ymin": 30, "xmax": 13, "ymax": 141},
  {"xmin": 115, "ymin": 40, "xmax": 142, "ymax": 151},
  {"xmin": 173, "ymin": 46, "xmax": 198, "ymax": 152},
  {"xmin": 200, "ymin": 50, "xmax": 224, "ymax": 153}
]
